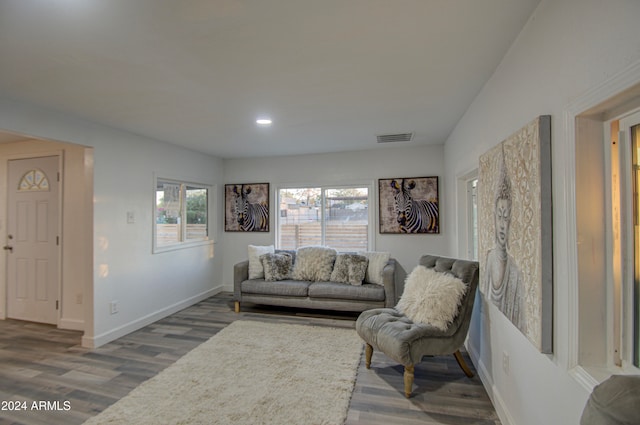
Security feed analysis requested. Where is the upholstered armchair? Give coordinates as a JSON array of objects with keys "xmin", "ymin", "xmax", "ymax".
[{"xmin": 355, "ymin": 254, "xmax": 479, "ymax": 398}]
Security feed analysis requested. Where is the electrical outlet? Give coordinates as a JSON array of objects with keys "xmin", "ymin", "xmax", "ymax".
[
  {"xmin": 502, "ymin": 351, "xmax": 510, "ymax": 375},
  {"xmin": 110, "ymin": 300, "xmax": 119, "ymax": 314},
  {"xmin": 126, "ymin": 211, "xmax": 135, "ymax": 224}
]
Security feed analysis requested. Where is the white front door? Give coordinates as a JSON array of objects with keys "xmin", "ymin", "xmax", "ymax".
[{"xmin": 6, "ymin": 156, "xmax": 60, "ymax": 324}]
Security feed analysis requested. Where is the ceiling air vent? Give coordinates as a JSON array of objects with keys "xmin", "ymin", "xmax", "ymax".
[{"xmin": 376, "ymin": 132, "xmax": 413, "ymax": 143}]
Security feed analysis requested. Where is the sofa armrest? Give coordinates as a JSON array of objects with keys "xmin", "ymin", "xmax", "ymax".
[
  {"xmin": 381, "ymin": 259, "xmax": 396, "ymax": 308},
  {"xmin": 234, "ymin": 260, "xmax": 249, "ymax": 301}
]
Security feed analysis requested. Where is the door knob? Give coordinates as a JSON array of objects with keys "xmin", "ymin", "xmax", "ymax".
[{"xmin": 3, "ymin": 245, "xmax": 13, "ymax": 252}]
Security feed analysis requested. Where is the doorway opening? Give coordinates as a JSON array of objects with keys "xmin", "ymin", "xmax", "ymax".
[{"xmin": 0, "ymin": 133, "xmax": 93, "ymax": 334}]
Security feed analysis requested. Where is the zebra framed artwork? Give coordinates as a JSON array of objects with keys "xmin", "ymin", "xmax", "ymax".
[
  {"xmin": 478, "ymin": 115, "xmax": 552, "ymax": 353},
  {"xmin": 225, "ymin": 183, "xmax": 270, "ymax": 232},
  {"xmin": 378, "ymin": 176, "xmax": 439, "ymax": 234}
]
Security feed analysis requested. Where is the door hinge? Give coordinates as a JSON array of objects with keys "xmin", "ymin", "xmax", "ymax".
[
  {"xmin": 56, "ymin": 300, "xmax": 59, "ymax": 310},
  {"xmin": 56, "ymin": 236, "xmax": 59, "ymax": 245},
  {"xmin": 57, "ymin": 172, "xmax": 60, "ymax": 182}
]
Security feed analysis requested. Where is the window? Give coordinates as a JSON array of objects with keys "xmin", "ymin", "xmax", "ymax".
[
  {"xmin": 617, "ymin": 111, "xmax": 640, "ymax": 367},
  {"xmin": 154, "ymin": 178, "xmax": 209, "ymax": 252},
  {"xmin": 468, "ymin": 178, "xmax": 479, "ymax": 260},
  {"xmin": 457, "ymin": 170, "xmax": 478, "ymax": 260},
  {"xmin": 568, "ymin": 68, "xmax": 640, "ymax": 389},
  {"xmin": 277, "ymin": 185, "xmax": 371, "ymax": 251}
]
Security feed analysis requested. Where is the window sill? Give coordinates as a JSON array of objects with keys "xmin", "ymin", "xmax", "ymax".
[
  {"xmin": 153, "ymin": 239, "xmax": 214, "ymax": 254},
  {"xmin": 570, "ymin": 364, "xmax": 640, "ymax": 392}
]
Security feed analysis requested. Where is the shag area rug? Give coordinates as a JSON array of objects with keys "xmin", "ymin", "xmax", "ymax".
[{"xmin": 83, "ymin": 320, "xmax": 363, "ymax": 425}]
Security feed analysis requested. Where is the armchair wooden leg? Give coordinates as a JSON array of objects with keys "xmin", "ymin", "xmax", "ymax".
[
  {"xmin": 403, "ymin": 365, "xmax": 415, "ymax": 398},
  {"xmin": 234, "ymin": 301, "xmax": 240, "ymax": 313},
  {"xmin": 365, "ymin": 343, "xmax": 373, "ymax": 369},
  {"xmin": 453, "ymin": 350, "xmax": 474, "ymax": 378}
]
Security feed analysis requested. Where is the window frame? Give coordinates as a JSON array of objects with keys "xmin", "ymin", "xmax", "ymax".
[
  {"xmin": 570, "ymin": 103, "xmax": 640, "ymax": 389},
  {"xmin": 153, "ymin": 175, "xmax": 213, "ymax": 253},
  {"xmin": 275, "ymin": 182, "xmax": 375, "ymax": 252},
  {"xmin": 617, "ymin": 110, "xmax": 640, "ymax": 368},
  {"xmin": 564, "ymin": 64, "xmax": 640, "ymax": 392},
  {"xmin": 456, "ymin": 168, "xmax": 479, "ymax": 260}
]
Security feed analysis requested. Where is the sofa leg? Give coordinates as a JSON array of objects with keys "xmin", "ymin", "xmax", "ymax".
[
  {"xmin": 403, "ymin": 364, "xmax": 414, "ymax": 398},
  {"xmin": 234, "ymin": 301, "xmax": 240, "ymax": 313},
  {"xmin": 365, "ymin": 343, "xmax": 373, "ymax": 369},
  {"xmin": 453, "ymin": 350, "xmax": 474, "ymax": 378}
]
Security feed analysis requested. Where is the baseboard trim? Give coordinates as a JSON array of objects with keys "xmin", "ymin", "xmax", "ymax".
[
  {"xmin": 82, "ymin": 286, "xmax": 223, "ymax": 348},
  {"xmin": 59, "ymin": 318, "xmax": 84, "ymax": 331},
  {"xmin": 466, "ymin": 340, "xmax": 515, "ymax": 425}
]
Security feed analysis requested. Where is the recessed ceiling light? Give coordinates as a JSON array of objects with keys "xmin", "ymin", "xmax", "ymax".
[{"xmin": 256, "ymin": 118, "xmax": 272, "ymax": 126}]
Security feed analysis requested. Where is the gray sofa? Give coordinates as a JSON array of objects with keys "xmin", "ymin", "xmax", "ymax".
[{"xmin": 233, "ymin": 250, "xmax": 396, "ymax": 313}]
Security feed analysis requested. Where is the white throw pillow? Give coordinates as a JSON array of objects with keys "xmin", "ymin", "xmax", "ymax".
[
  {"xmin": 358, "ymin": 251, "xmax": 390, "ymax": 285},
  {"xmin": 248, "ymin": 245, "xmax": 274, "ymax": 279},
  {"xmin": 291, "ymin": 246, "xmax": 337, "ymax": 282},
  {"xmin": 396, "ymin": 265, "xmax": 467, "ymax": 331}
]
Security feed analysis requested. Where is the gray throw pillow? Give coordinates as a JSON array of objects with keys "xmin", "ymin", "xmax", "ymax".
[
  {"xmin": 260, "ymin": 252, "xmax": 293, "ymax": 282},
  {"xmin": 330, "ymin": 254, "xmax": 368, "ymax": 285}
]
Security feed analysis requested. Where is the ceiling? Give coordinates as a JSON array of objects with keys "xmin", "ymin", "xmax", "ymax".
[{"xmin": 0, "ymin": 0, "xmax": 540, "ymax": 159}]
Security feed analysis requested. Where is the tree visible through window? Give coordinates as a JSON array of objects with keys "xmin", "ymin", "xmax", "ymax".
[{"xmin": 278, "ymin": 186, "xmax": 370, "ymax": 251}]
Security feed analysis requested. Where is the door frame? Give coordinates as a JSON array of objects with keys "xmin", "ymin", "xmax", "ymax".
[{"xmin": 1, "ymin": 150, "xmax": 63, "ymax": 325}]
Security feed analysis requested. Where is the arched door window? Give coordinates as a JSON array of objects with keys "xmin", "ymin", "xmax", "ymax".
[{"xmin": 18, "ymin": 169, "xmax": 50, "ymax": 192}]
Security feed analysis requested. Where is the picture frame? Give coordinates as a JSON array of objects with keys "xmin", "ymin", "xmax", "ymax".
[
  {"xmin": 478, "ymin": 115, "xmax": 552, "ymax": 353},
  {"xmin": 378, "ymin": 176, "xmax": 439, "ymax": 234},
  {"xmin": 225, "ymin": 183, "xmax": 270, "ymax": 232}
]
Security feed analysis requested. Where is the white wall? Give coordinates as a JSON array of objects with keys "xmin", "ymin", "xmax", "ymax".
[
  {"xmin": 444, "ymin": 0, "xmax": 640, "ymax": 424},
  {"xmin": 0, "ymin": 98, "xmax": 225, "ymax": 347},
  {"xmin": 222, "ymin": 145, "xmax": 447, "ymax": 292}
]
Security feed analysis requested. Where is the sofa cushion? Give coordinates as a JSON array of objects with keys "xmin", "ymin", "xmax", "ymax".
[
  {"xmin": 330, "ymin": 254, "xmax": 368, "ymax": 285},
  {"xmin": 358, "ymin": 251, "xmax": 390, "ymax": 285},
  {"xmin": 396, "ymin": 265, "xmax": 466, "ymax": 331},
  {"xmin": 241, "ymin": 279, "xmax": 311, "ymax": 297},
  {"xmin": 248, "ymin": 245, "xmax": 274, "ymax": 279},
  {"xmin": 260, "ymin": 252, "xmax": 293, "ymax": 281},
  {"xmin": 291, "ymin": 246, "xmax": 337, "ymax": 282},
  {"xmin": 309, "ymin": 282, "xmax": 385, "ymax": 302}
]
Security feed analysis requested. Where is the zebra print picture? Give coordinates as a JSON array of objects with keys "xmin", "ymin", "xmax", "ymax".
[
  {"xmin": 225, "ymin": 183, "xmax": 270, "ymax": 232},
  {"xmin": 378, "ymin": 176, "xmax": 439, "ymax": 234}
]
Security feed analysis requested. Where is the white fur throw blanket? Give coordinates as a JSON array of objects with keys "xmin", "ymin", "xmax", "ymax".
[{"xmin": 396, "ymin": 266, "xmax": 467, "ymax": 330}]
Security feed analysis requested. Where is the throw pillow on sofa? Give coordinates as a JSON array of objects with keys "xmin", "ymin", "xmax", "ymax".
[
  {"xmin": 291, "ymin": 246, "xmax": 337, "ymax": 282},
  {"xmin": 358, "ymin": 251, "xmax": 390, "ymax": 285},
  {"xmin": 260, "ymin": 252, "xmax": 293, "ymax": 282},
  {"xmin": 396, "ymin": 265, "xmax": 467, "ymax": 331},
  {"xmin": 330, "ymin": 254, "xmax": 368, "ymax": 285},
  {"xmin": 248, "ymin": 245, "xmax": 274, "ymax": 279}
]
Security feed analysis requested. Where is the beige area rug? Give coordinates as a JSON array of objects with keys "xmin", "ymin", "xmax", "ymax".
[{"xmin": 83, "ymin": 320, "xmax": 363, "ymax": 425}]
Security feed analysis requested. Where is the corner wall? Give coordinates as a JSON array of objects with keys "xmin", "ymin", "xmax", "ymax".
[
  {"xmin": 0, "ymin": 98, "xmax": 225, "ymax": 347},
  {"xmin": 444, "ymin": 0, "xmax": 640, "ymax": 424}
]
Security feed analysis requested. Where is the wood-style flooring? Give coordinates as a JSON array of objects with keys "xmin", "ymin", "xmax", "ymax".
[{"xmin": 0, "ymin": 293, "xmax": 500, "ymax": 425}]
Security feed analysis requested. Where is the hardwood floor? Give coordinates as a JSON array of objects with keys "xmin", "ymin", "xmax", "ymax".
[{"xmin": 0, "ymin": 293, "xmax": 500, "ymax": 425}]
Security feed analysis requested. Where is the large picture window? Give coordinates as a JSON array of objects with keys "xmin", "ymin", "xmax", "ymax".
[
  {"xmin": 154, "ymin": 178, "xmax": 210, "ymax": 252},
  {"xmin": 277, "ymin": 185, "xmax": 371, "ymax": 252}
]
